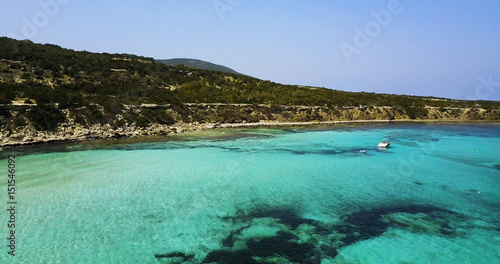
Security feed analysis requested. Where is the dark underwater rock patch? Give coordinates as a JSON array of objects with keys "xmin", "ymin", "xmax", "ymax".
[
  {"xmin": 248, "ymin": 207, "xmax": 318, "ymax": 229},
  {"xmin": 280, "ymin": 128, "xmax": 306, "ymax": 134},
  {"xmin": 221, "ymin": 226, "xmax": 250, "ymax": 248},
  {"xmin": 203, "ymin": 206, "xmax": 329, "ymax": 263},
  {"xmin": 283, "ymin": 147, "xmax": 381, "ymax": 156},
  {"xmin": 393, "ymin": 140, "xmax": 420, "ymax": 147},
  {"xmin": 245, "ymin": 231, "xmax": 315, "ymax": 263},
  {"xmin": 203, "ymin": 231, "xmax": 319, "ymax": 264},
  {"xmin": 207, "ymin": 133, "xmax": 275, "ymax": 142},
  {"xmin": 200, "ymin": 144, "xmax": 382, "ymax": 157},
  {"xmin": 290, "ymin": 150, "xmax": 308, "ymax": 155},
  {"xmin": 203, "ymin": 249, "xmax": 259, "ymax": 264},
  {"xmin": 154, "ymin": 251, "xmax": 195, "ymax": 262},
  {"xmin": 204, "ymin": 204, "xmax": 463, "ymax": 263},
  {"xmin": 340, "ymin": 204, "xmax": 462, "ymax": 246},
  {"xmin": 218, "ymin": 146, "xmax": 244, "ymax": 152}
]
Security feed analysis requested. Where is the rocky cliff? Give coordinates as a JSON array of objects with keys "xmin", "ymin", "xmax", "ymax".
[{"xmin": 1, "ymin": 103, "xmax": 498, "ymax": 147}]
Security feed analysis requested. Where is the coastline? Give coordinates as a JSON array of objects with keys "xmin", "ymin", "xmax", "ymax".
[{"xmin": 1, "ymin": 119, "xmax": 498, "ymax": 148}]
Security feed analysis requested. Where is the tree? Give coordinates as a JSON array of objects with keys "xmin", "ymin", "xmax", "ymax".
[{"xmin": 27, "ymin": 104, "xmax": 66, "ymax": 130}]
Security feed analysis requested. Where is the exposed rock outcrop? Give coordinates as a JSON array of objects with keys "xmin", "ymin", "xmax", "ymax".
[{"xmin": 1, "ymin": 104, "xmax": 499, "ymax": 147}]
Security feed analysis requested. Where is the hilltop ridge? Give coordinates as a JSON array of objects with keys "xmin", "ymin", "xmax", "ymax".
[{"xmin": 155, "ymin": 58, "xmax": 240, "ymax": 74}]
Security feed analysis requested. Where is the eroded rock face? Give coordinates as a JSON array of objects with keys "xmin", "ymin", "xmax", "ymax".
[{"xmin": 1, "ymin": 104, "xmax": 499, "ymax": 147}]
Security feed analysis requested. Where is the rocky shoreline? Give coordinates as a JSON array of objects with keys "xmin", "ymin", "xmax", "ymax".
[
  {"xmin": 2, "ymin": 118, "xmax": 499, "ymax": 148},
  {"xmin": 0, "ymin": 120, "xmax": 379, "ymax": 148},
  {"xmin": 1, "ymin": 103, "xmax": 500, "ymax": 148},
  {"xmin": 0, "ymin": 122, "xmax": 214, "ymax": 148}
]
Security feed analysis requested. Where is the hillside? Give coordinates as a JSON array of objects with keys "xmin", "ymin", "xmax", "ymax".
[
  {"xmin": 0, "ymin": 37, "xmax": 499, "ymax": 146},
  {"xmin": 2, "ymin": 37, "xmax": 500, "ymax": 109},
  {"xmin": 156, "ymin": 58, "xmax": 240, "ymax": 74}
]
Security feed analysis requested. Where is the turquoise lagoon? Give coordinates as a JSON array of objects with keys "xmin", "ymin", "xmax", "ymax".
[{"xmin": 1, "ymin": 123, "xmax": 499, "ymax": 263}]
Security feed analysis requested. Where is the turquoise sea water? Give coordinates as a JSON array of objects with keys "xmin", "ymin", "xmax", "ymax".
[{"xmin": 1, "ymin": 123, "xmax": 500, "ymax": 264}]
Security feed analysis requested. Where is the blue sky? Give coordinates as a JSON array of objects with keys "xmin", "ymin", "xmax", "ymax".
[{"xmin": 1, "ymin": 0, "xmax": 499, "ymax": 100}]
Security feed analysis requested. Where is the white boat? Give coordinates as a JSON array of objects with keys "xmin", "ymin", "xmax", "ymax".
[{"xmin": 378, "ymin": 138, "xmax": 391, "ymax": 148}]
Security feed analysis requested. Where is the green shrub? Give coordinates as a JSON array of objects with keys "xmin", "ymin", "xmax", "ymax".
[
  {"xmin": 12, "ymin": 116, "xmax": 27, "ymax": 127},
  {"xmin": 135, "ymin": 115, "xmax": 149, "ymax": 127},
  {"xmin": 21, "ymin": 72, "xmax": 31, "ymax": 79},
  {"xmin": 123, "ymin": 109, "xmax": 139, "ymax": 124},
  {"xmin": 405, "ymin": 106, "xmax": 428, "ymax": 119},
  {"xmin": 84, "ymin": 105, "xmax": 104, "ymax": 125},
  {"xmin": 27, "ymin": 104, "xmax": 65, "ymax": 130},
  {"xmin": 141, "ymin": 109, "xmax": 175, "ymax": 125},
  {"xmin": 69, "ymin": 107, "xmax": 86, "ymax": 125},
  {"xmin": 0, "ymin": 107, "xmax": 10, "ymax": 118},
  {"xmin": 0, "ymin": 94, "xmax": 12, "ymax": 104},
  {"xmin": 113, "ymin": 119, "xmax": 126, "ymax": 128},
  {"xmin": 93, "ymin": 96, "xmax": 124, "ymax": 115},
  {"xmin": 171, "ymin": 100, "xmax": 191, "ymax": 122},
  {"xmin": 217, "ymin": 107, "xmax": 250, "ymax": 123}
]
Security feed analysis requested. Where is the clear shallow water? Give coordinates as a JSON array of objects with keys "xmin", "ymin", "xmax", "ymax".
[{"xmin": 1, "ymin": 123, "xmax": 499, "ymax": 263}]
